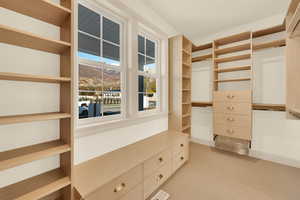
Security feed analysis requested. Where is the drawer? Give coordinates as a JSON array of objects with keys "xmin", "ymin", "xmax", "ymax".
[
  {"xmin": 214, "ymin": 113, "xmax": 251, "ymax": 127},
  {"xmin": 173, "ymin": 149, "xmax": 188, "ymax": 173},
  {"xmin": 213, "ymin": 90, "xmax": 252, "ymax": 103},
  {"xmin": 118, "ymin": 184, "xmax": 143, "ymax": 200},
  {"xmin": 86, "ymin": 165, "xmax": 143, "ymax": 200},
  {"xmin": 144, "ymin": 148, "xmax": 172, "ymax": 178},
  {"xmin": 214, "ymin": 123, "xmax": 251, "ymax": 140},
  {"xmin": 144, "ymin": 161, "xmax": 172, "ymax": 199},
  {"xmin": 214, "ymin": 102, "xmax": 252, "ymax": 115},
  {"xmin": 173, "ymin": 136, "xmax": 189, "ymax": 156}
]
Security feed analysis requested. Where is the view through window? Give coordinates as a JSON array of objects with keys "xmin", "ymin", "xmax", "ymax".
[
  {"xmin": 138, "ymin": 35, "xmax": 158, "ymax": 111},
  {"xmin": 78, "ymin": 4, "xmax": 122, "ymax": 119}
]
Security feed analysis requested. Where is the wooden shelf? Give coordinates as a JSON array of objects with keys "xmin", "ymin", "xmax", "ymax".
[
  {"xmin": 0, "ymin": 24, "xmax": 71, "ymax": 54},
  {"xmin": 0, "ymin": 140, "xmax": 70, "ymax": 171},
  {"xmin": 288, "ymin": 108, "xmax": 300, "ymax": 118},
  {"xmin": 215, "ymin": 78, "xmax": 251, "ymax": 83},
  {"xmin": 0, "ymin": 0, "xmax": 71, "ymax": 27},
  {"xmin": 182, "ymin": 125, "xmax": 191, "ymax": 131},
  {"xmin": 215, "ymin": 43, "xmax": 251, "ymax": 55},
  {"xmin": 192, "ymin": 102, "xmax": 286, "ymax": 111},
  {"xmin": 182, "ymin": 49, "xmax": 191, "ymax": 55},
  {"xmin": 182, "ymin": 102, "xmax": 191, "ymax": 105},
  {"xmin": 182, "ymin": 113, "xmax": 191, "ymax": 118},
  {"xmin": 253, "ymin": 39, "xmax": 286, "ymax": 51},
  {"xmin": 215, "ymin": 65, "xmax": 251, "ymax": 73},
  {"xmin": 182, "ymin": 89, "xmax": 191, "ymax": 92},
  {"xmin": 215, "ymin": 32, "xmax": 251, "ymax": 45},
  {"xmin": 253, "ymin": 103, "xmax": 286, "ymax": 111},
  {"xmin": 214, "ymin": 54, "xmax": 251, "ymax": 63},
  {"xmin": 192, "ymin": 54, "xmax": 212, "ymax": 62},
  {"xmin": 0, "ymin": 168, "xmax": 70, "ymax": 200},
  {"xmin": 183, "ymin": 62, "xmax": 191, "ymax": 67},
  {"xmin": 253, "ymin": 24, "xmax": 286, "ymax": 38},
  {"xmin": 191, "ymin": 102, "xmax": 213, "ymax": 107},
  {"xmin": 182, "ymin": 75, "xmax": 191, "ymax": 79},
  {"xmin": 192, "ymin": 42, "xmax": 213, "ymax": 52},
  {"xmin": 0, "ymin": 112, "xmax": 71, "ymax": 125},
  {"xmin": 0, "ymin": 72, "xmax": 71, "ymax": 83}
]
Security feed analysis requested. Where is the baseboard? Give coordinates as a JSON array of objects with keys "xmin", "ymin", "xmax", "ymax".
[
  {"xmin": 249, "ymin": 150, "xmax": 300, "ymax": 169},
  {"xmin": 191, "ymin": 137, "xmax": 300, "ymax": 169},
  {"xmin": 190, "ymin": 137, "xmax": 215, "ymax": 147}
]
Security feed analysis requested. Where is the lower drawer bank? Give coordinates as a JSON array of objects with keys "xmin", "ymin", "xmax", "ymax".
[{"xmin": 74, "ymin": 131, "xmax": 189, "ymax": 200}]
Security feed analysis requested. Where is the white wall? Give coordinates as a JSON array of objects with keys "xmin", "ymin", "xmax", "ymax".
[
  {"xmin": 191, "ymin": 15, "xmax": 300, "ymax": 168},
  {"xmin": 0, "ymin": 0, "xmax": 170, "ymax": 188}
]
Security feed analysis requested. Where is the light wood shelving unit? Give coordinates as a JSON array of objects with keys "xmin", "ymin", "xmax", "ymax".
[
  {"xmin": 286, "ymin": 0, "xmax": 300, "ymax": 119},
  {"xmin": 0, "ymin": 1, "xmax": 74, "ymax": 200},
  {"xmin": 169, "ymin": 35, "xmax": 192, "ymax": 136}
]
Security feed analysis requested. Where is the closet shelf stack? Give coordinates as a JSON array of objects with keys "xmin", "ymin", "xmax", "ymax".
[
  {"xmin": 169, "ymin": 35, "xmax": 192, "ymax": 136},
  {"xmin": 0, "ymin": 0, "xmax": 74, "ymax": 200},
  {"xmin": 286, "ymin": 0, "xmax": 300, "ymax": 119}
]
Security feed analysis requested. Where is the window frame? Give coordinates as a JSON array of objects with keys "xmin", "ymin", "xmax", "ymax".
[
  {"xmin": 77, "ymin": 0, "xmax": 127, "ymax": 126},
  {"xmin": 137, "ymin": 28, "xmax": 162, "ymax": 115}
]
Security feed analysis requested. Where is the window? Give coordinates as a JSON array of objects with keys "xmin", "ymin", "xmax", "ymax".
[
  {"xmin": 78, "ymin": 4, "xmax": 123, "ymax": 120},
  {"xmin": 138, "ymin": 34, "xmax": 159, "ymax": 111}
]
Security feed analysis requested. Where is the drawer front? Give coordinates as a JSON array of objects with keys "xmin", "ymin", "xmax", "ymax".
[
  {"xmin": 86, "ymin": 165, "xmax": 143, "ymax": 200},
  {"xmin": 144, "ymin": 148, "xmax": 172, "ymax": 178},
  {"xmin": 214, "ymin": 123, "xmax": 251, "ymax": 140},
  {"xmin": 214, "ymin": 114, "xmax": 251, "ymax": 127},
  {"xmin": 214, "ymin": 102, "xmax": 251, "ymax": 115},
  {"xmin": 213, "ymin": 90, "xmax": 252, "ymax": 103},
  {"xmin": 173, "ymin": 149, "xmax": 188, "ymax": 173},
  {"xmin": 173, "ymin": 136, "xmax": 189, "ymax": 156},
  {"xmin": 144, "ymin": 161, "xmax": 172, "ymax": 199},
  {"xmin": 119, "ymin": 184, "xmax": 143, "ymax": 200}
]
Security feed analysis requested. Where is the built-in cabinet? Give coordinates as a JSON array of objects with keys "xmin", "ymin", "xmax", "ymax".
[
  {"xmin": 169, "ymin": 35, "xmax": 192, "ymax": 135},
  {"xmin": 74, "ymin": 131, "xmax": 189, "ymax": 200},
  {"xmin": 286, "ymin": 0, "xmax": 300, "ymax": 119}
]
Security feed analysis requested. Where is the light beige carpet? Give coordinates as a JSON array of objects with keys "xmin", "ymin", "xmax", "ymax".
[{"xmin": 160, "ymin": 142, "xmax": 300, "ymax": 200}]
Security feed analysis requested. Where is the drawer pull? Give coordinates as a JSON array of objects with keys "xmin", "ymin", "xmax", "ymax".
[
  {"xmin": 159, "ymin": 157, "xmax": 163, "ymax": 162},
  {"xmin": 227, "ymin": 106, "xmax": 234, "ymax": 110},
  {"xmin": 113, "ymin": 183, "xmax": 126, "ymax": 193},
  {"xmin": 227, "ymin": 94, "xmax": 235, "ymax": 99},
  {"xmin": 226, "ymin": 129, "xmax": 234, "ymax": 134},
  {"xmin": 227, "ymin": 117, "xmax": 235, "ymax": 122},
  {"xmin": 158, "ymin": 174, "xmax": 164, "ymax": 179},
  {"xmin": 180, "ymin": 143, "xmax": 184, "ymax": 147},
  {"xmin": 180, "ymin": 156, "xmax": 184, "ymax": 160}
]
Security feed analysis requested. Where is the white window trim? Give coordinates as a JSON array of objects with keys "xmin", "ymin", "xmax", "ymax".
[
  {"xmin": 77, "ymin": 0, "xmax": 127, "ymax": 127},
  {"xmin": 137, "ymin": 29, "xmax": 162, "ymax": 115},
  {"xmin": 74, "ymin": 0, "xmax": 169, "ymax": 135}
]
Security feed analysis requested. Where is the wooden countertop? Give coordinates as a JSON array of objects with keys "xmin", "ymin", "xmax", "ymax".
[{"xmin": 74, "ymin": 130, "xmax": 188, "ymax": 198}]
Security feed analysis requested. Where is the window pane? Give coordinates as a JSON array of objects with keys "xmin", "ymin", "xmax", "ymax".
[
  {"xmin": 145, "ymin": 77, "xmax": 156, "ymax": 93},
  {"xmin": 138, "ymin": 35, "xmax": 145, "ymax": 54},
  {"xmin": 78, "ymin": 32, "xmax": 101, "ymax": 60},
  {"xmin": 103, "ymin": 68, "xmax": 121, "ymax": 92},
  {"xmin": 138, "ymin": 93, "xmax": 144, "ymax": 111},
  {"xmin": 138, "ymin": 54, "xmax": 145, "ymax": 71},
  {"xmin": 139, "ymin": 93, "xmax": 157, "ymax": 111},
  {"xmin": 138, "ymin": 75, "xmax": 145, "ymax": 93},
  {"xmin": 146, "ymin": 39, "xmax": 155, "ymax": 58},
  {"xmin": 103, "ymin": 92, "xmax": 121, "ymax": 116},
  {"xmin": 78, "ymin": 4, "xmax": 100, "ymax": 37},
  {"xmin": 78, "ymin": 91, "xmax": 102, "ymax": 119},
  {"xmin": 103, "ymin": 42, "xmax": 120, "ymax": 65},
  {"xmin": 79, "ymin": 64, "xmax": 102, "ymax": 91},
  {"xmin": 145, "ymin": 57, "xmax": 156, "ymax": 74},
  {"xmin": 103, "ymin": 17, "xmax": 120, "ymax": 44}
]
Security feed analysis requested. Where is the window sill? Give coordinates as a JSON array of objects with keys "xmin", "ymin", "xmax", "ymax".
[{"xmin": 75, "ymin": 112, "xmax": 168, "ymax": 138}]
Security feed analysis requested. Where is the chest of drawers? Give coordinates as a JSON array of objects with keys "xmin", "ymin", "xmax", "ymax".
[{"xmin": 213, "ymin": 90, "xmax": 252, "ymax": 140}]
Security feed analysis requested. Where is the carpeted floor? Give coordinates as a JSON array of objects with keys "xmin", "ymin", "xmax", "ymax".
[{"xmin": 160, "ymin": 142, "xmax": 300, "ymax": 200}]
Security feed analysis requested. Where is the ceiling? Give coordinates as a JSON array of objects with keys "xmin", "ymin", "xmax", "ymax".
[{"xmin": 142, "ymin": 0, "xmax": 291, "ymax": 41}]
